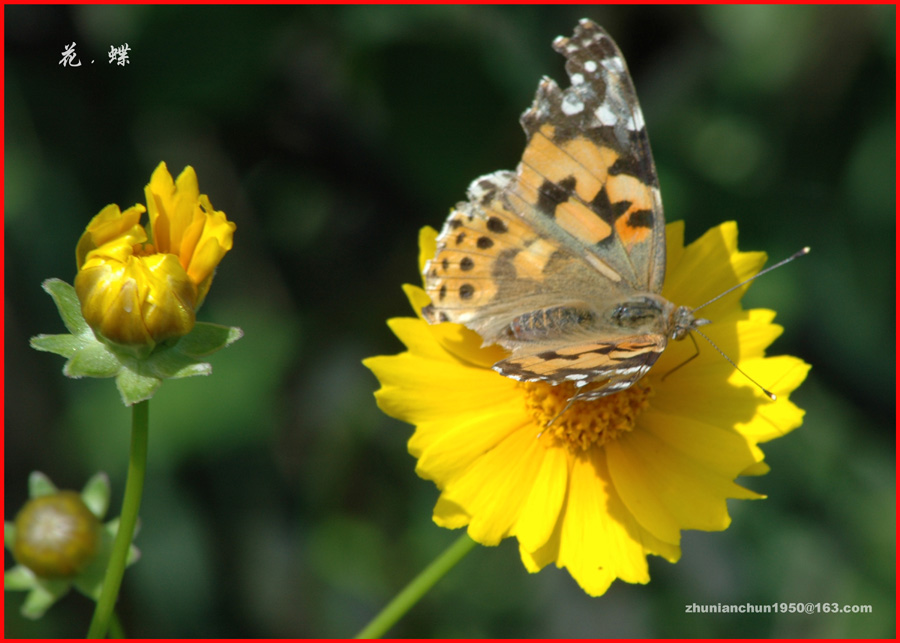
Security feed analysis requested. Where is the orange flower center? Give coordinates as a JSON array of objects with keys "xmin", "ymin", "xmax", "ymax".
[
  {"xmin": 522, "ymin": 381, "xmax": 653, "ymax": 452},
  {"xmin": 132, "ymin": 242, "xmax": 157, "ymax": 257}
]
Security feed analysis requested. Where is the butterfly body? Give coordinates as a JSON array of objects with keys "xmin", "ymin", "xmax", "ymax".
[{"xmin": 422, "ymin": 20, "xmax": 705, "ymax": 403}]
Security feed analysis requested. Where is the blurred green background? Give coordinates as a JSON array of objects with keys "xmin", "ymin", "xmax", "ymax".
[{"xmin": 4, "ymin": 5, "xmax": 895, "ymax": 638}]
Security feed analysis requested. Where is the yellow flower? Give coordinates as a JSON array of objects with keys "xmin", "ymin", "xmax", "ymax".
[
  {"xmin": 364, "ymin": 221, "xmax": 809, "ymax": 596},
  {"xmin": 74, "ymin": 162, "xmax": 235, "ymax": 350}
]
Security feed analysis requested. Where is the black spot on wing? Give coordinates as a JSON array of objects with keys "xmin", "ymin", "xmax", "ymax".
[
  {"xmin": 477, "ymin": 236, "xmax": 494, "ymax": 250},
  {"xmin": 536, "ymin": 350, "xmax": 578, "ymax": 361},
  {"xmin": 589, "ymin": 185, "xmax": 617, "ymax": 227},
  {"xmin": 487, "ymin": 216, "xmax": 508, "ymax": 234},
  {"xmin": 607, "ymin": 155, "xmax": 644, "ymax": 179},
  {"xmin": 612, "ymin": 200, "xmax": 632, "ymax": 217},
  {"xmin": 628, "ymin": 209, "xmax": 654, "ymax": 229},
  {"xmin": 475, "ymin": 178, "xmax": 501, "ymax": 206},
  {"xmin": 536, "ymin": 176, "xmax": 577, "ymax": 217}
]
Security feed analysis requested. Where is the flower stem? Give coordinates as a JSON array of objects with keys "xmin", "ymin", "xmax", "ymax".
[
  {"xmin": 108, "ymin": 611, "xmax": 125, "ymax": 638},
  {"xmin": 87, "ymin": 400, "xmax": 149, "ymax": 638},
  {"xmin": 355, "ymin": 533, "xmax": 477, "ymax": 639}
]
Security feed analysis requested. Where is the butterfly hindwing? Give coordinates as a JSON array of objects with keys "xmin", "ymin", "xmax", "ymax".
[{"xmin": 495, "ymin": 333, "xmax": 667, "ymax": 392}]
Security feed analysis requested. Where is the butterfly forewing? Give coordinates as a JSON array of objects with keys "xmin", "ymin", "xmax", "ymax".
[
  {"xmin": 423, "ymin": 19, "xmax": 677, "ymax": 400},
  {"xmin": 518, "ymin": 20, "xmax": 666, "ymax": 293}
]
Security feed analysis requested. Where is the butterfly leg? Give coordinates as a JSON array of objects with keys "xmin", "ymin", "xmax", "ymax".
[
  {"xmin": 544, "ymin": 375, "xmax": 639, "ymax": 428},
  {"xmin": 660, "ymin": 332, "xmax": 700, "ymax": 382}
]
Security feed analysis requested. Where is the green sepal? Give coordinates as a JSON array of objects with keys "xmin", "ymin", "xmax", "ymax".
[
  {"xmin": 4, "ymin": 522, "xmax": 17, "ymax": 551},
  {"xmin": 4, "ymin": 565, "xmax": 35, "ymax": 591},
  {"xmin": 30, "ymin": 280, "xmax": 119, "ymax": 377},
  {"xmin": 4, "ymin": 471, "xmax": 141, "ymax": 620},
  {"xmin": 80, "ymin": 473, "xmax": 111, "ymax": 519},
  {"xmin": 30, "ymin": 279, "xmax": 243, "ymax": 406},
  {"xmin": 28, "ymin": 471, "xmax": 58, "ymax": 498},
  {"xmin": 20, "ymin": 577, "xmax": 69, "ymax": 620}
]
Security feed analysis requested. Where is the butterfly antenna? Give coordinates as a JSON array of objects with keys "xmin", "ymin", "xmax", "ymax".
[
  {"xmin": 693, "ymin": 247, "xmax": 810, "ymax": 313},
  {"xmin": 691, "ymin": 326, "xmax": 776, "ymax": 401}
]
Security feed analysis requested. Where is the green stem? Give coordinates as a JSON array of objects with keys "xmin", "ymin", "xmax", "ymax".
[
  {"xmin": 107, "ymin": 611, "xmax": 124, "ymax": 638},
  {"xmin": 87, "ymin": 400, "xmax": 149, "ymax": 638},
  {"xmin": 356, "ymin": 533, "xmax": 477, "ymax": 639}
]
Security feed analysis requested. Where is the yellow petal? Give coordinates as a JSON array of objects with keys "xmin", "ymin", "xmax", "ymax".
[
  {"xmin": 138, "ymin": 253, "xmax": 198, "ymax": 341},
  {"xmin": 734, "ymin": 356, "xmax": 810, "ymax": 442},
  {"xmin": 418, "ymin": 226, "xmax": 438, "ymax": 274},
  {"xmin": 433, "ymin": 497, "xmax": 469, "ymax": 529},
  {"xmin": 607, "ymin": 414, "xmax": 761, "ymax": 544},
  {"xmin": 385, "ymin": 317, "xmax": 462, "ymax": 363},
  {"xmin": 558, "ymin": 451, "xmax": 651, "ymax": 591},
  {"xmin": 145, "ymin": 162, "xmax": 200, "ymax": 256},
  {"xmin": 415, "ymin": 405, "xmax": 531, "ymax": 486},
  {"xmin": 75, "ymin": 251, "xmax": 197, "ymax": 347},
  {"xmin": 183, "ymin": 197, "xmax": 236, "ymax": 305},
  {"xmin": 75, "ymin": 203, "xmax": 147, "ymax": 268},
  {"xmin": 438, "ymin": 425, "xmax": 547, "ymax": 545},
  {"xmin": 402, "ymin": 284, "xmax": 432, "ymax": 321},
  {"xmin": 401, "ymin": 285, "xmax": 508, "ymax": 368},
  {"xmin": 664, "ymin": 219, "xmax": 686, "ymax": 269},
  {"xmin": 366, "ymin": 352, "xmax": 519, "ymax": 432},
  {"xmin": 664, "ymin": 221, "xmax": 767, "ymax": 314},
  {"xmin": 650, "ymin": 363, "xmax": 763, "ymax": 429},
  {"xmin": 76, "ymin": 259, "xmax": 152, "ymax": 346},
  {"xmin": 512, "ymin": 444, "xmax": 569, "ymax": 551}
]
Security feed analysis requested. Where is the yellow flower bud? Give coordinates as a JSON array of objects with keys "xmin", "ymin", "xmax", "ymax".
[
  {"xmin": 12, "ymin": 491, "xmax": 102, "ymax": 578},
  {"xmin": 74, "ymin": 163, "xmax": 235, "ymax": 350}
]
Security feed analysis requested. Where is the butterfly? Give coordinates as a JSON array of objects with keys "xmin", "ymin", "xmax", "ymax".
[{"xmin": 420, "ymin": 19, "xmax": 785, "ymax": 412}]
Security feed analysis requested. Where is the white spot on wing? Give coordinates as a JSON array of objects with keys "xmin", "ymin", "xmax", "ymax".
[
  {"xmin": 584, "ymin": 253, "xmax": 623, "ymax": 282},
  {"xmin": 595, "ymin": 102, "xmax": 617, "ymax": 126},
  {"xmin": 630, "ymin": 106, "xmax": 645, "ymax": 132},
  {"xmin": 615, "ymin": 366, "xmax": 648, "ymax": 376},
  {"xmin": 601, "ymin": 55, "xmax": 625, "ymax": 74},
  {"xmin": 583, "ymin": 60, "xmax": 597, "ymax": 73},
  {"xmin": 561, "ymin": 94, "xmax": 584, "ymax": 115}
]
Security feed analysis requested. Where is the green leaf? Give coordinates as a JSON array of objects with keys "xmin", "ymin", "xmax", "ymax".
[{"xmin": 40, "ymin": 279, "xmax": 89, "ymax": 336}]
